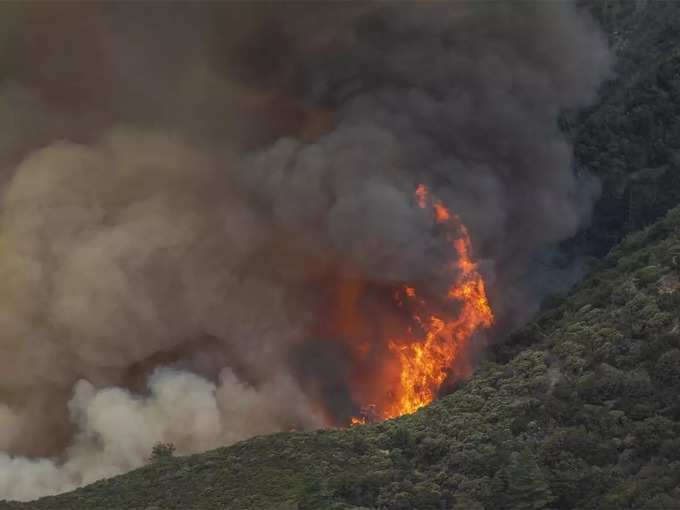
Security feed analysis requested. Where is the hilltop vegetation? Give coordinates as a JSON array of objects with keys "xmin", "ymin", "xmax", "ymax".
[{"xmin": 573, "ymin": 0, "xmax": 680, "ymax": 254}]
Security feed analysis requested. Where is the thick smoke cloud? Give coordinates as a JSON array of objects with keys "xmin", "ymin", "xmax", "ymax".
[{"xmin": 0, "ymin": 2, "xmax": 609, "ymax": 501}]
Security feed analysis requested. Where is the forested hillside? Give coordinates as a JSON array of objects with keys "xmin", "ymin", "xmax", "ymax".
[
  {"xmin": 5, "ymin": 203, "xmax": 680, "ymax": 510},
  {"xmin": 573, "ymin": 0, "xmax": 680, "ymax": 254},
  {"xmin": 4, "ymin": 1, "xmax": 680, "ymax": 509}
]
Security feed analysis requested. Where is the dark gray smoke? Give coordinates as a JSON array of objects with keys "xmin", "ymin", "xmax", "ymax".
[{"xmin": 0, "ymin": 2, "xmax": 609, "ymax": 501}]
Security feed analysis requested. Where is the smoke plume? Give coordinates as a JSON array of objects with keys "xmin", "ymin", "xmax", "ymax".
[{"xmin": 0, "ymin": 2, "xmax": 609, "ymax": 501}]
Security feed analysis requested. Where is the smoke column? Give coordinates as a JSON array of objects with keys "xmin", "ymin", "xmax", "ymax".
[{"xmin": 0, "ymin": 2, "xmax": 609, "ymax": 501}]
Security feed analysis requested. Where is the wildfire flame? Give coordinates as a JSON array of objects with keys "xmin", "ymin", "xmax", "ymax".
[{"xmin": 353, "ymin": 184, "xmax": 493, "ymax": 422}]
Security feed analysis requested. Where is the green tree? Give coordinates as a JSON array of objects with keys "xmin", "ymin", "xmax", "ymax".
[{"xmin": 496, "ymin": 449, "xmax": 554, "ymax": 510}]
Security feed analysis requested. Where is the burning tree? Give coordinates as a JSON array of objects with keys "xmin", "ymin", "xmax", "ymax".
[{"xmin": 352, "ymin": 185, "xmax": 494, "ymax": 422}]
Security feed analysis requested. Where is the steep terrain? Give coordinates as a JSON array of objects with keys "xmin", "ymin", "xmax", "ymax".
[
  {"xmin": 573, "ymin": 0, "xmax": 680, "ymax": 255},
  {"xmin": 4, "ymin": 204, "xmax": 680, "ymax": 509},
  {"xmin": 4, "ymin": 1, "xmax": 680, "ymax": 509}
]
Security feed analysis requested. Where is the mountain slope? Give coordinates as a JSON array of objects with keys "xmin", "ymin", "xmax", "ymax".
[
  {"xmin": 4, "ymin": 204, "xmax": 680, "ymax": 509},
  {"xmin": 573, "ymin": 0, "xmax": 680, "ymax": 255},
  {"xmin": 5, "ymin": 2, "xmax": 680, "ymax": 509}
]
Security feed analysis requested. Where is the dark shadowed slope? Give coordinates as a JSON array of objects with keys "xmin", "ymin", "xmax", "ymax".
[{"xmin": 574, "ymin": 0, "xmax": 680, "ymax": 255}]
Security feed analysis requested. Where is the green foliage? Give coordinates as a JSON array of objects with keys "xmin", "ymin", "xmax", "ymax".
[
  {"xmin": 571, "ymin": 1, "xmax": 680, "ymax": 257},
  {"xmin": 494, "ymin": 449, "xmax": 554, "ymax": 510},
  {"xmin": 656, "ymin": 348, "xmax": 680, "ymax": 385}
]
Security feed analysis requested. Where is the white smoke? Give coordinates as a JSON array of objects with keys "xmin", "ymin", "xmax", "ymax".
[{"xmin": 0, "ymin": 368, "xmax": 321, "ymax": 501}]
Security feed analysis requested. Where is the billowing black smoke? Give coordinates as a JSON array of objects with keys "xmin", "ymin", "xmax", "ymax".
[{"xmin": 0, "ymin": 2, "xmax": 609, "ymax": 500}]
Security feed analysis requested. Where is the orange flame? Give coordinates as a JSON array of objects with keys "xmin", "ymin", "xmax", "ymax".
[
  {"xmin": 433, "ymin": 202, "xmax": 451, "ymax": 223},
  {"xmin": 384, "ymin": 186, "xmax": 493, "ymax": 417},
  {"xmin": 415, "ymin": 183, "xmax": 428, "ymax": 209},
  {"xmin": 352, "ymin": 185, "xmax": 493, "ymax": 422}
]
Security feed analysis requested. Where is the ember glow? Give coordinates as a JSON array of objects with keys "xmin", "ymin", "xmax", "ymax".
[{"xmin": 356, "ymin": 185, "xmax": 494, "ymax": 422}]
